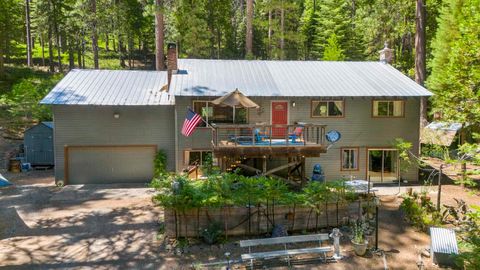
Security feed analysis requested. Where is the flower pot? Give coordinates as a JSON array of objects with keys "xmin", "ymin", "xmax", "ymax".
[{"xmin": 351, "ymin": 240, "xmax": 368, "ymax": 256}]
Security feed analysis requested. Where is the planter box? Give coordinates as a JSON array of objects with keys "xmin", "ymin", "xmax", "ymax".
[{"xmin": 164, "ymin": 202, "xmax": 358, "ymax": 237}]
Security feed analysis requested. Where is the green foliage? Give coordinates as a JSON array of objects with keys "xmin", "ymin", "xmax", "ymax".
[
  {"xmin": 351, "ymin": 219, "xmax": 365, "ymax": 244},
  {"xmin": 151, "ymin": 173, "xmax": 354, "ymax": 211},
  {"xmin": 455, "ymin": 205, "xmax": 480, "ymax": 269},
  {"xmin": 153, "ymin": 150, "xmax": 168, "ymax": 178},
  {"xmin": 400, "ymin": 191, "xmax": 442, "ymax": 231},
  {"xmin": 322, "ymin": 34, "xmax": 345, "ymax": 61},
  {"xmin": 427, "ymin": 0, "xmax": 480, "ymax": 133},
  {"xmin": 393, "ymin": 138, "xmax": 414, "ymax": 179},
  {"xmin": 200, "ymin": 222, "xmax": 223, "ymax": 244},
  {"xmin": 0, "ymin": 69, "xmax": 61, "ymax": 127}
]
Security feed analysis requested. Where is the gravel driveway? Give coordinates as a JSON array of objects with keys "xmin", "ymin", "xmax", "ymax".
[{"xmin": 0, "ymin": 171, "xmax": 176, "ymax": 270}]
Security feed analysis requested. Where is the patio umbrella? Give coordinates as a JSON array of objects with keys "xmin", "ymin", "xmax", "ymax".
[{"xmin": 211, "ymin": 88, "xmax": 259, "ymax": 123}]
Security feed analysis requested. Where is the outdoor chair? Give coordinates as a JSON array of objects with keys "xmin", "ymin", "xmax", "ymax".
[{"xmin": 288, "ymin": 126, "xmax": 304, "ymax": 143}]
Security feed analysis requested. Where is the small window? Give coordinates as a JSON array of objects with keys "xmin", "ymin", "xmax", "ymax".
[
  {"xmin": 184, "ymin": 150, "xmax": 214, "ymax": 166},
  {"xmin": 311, "ymin": 100, "xmax": 344, "ymax": 117},
  {"xmin": 373, "ymin": 100, "xmax": 404, "ymax": 117},
  {"xmin": 341, "ymin": 148, "xmax": 358, "ymax": 170}
]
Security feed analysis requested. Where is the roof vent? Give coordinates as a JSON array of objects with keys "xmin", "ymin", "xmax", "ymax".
[{"xmin": 379, "ymin": 42, "xmax": 394, "ymax": 64}]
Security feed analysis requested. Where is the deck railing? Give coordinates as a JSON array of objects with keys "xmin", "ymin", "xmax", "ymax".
[{"xmin": 211, "ymin": 124, "xmax": 326, "ymax": 148}]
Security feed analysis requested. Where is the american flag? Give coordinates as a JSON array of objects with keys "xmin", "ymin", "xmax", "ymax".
[{"xmin": 181, "ymin": 108, "xmax": 203, "ymax": 137}]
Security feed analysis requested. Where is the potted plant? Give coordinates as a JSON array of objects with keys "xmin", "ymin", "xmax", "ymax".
[{"xmin": 351, "ymin": 220, "xmax": 368, "ymax": 256}]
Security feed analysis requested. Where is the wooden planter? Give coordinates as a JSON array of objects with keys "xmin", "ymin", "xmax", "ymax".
[{"xmin": 164, "ymin": 202, "xmax": 359, "ymax": 238}]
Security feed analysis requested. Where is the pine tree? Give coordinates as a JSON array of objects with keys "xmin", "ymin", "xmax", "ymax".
[
  {"xmin": 322, "ymin": 34, "xmax": 345, "ymax": 61},
  {"xmin": 427, "ymin": 0, "xmax": 480, "ymax": 130},
  {"xmin": 313, "ymin": 0, "xmax": 357, "ymax": 60}
]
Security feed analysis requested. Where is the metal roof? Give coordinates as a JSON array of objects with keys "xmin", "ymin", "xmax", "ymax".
[
  {"xmin": 40, "ymin": 69, "xmax": 174, "ymax": 105},
  {"xmin": 170, "ymin": 59, "xmax": 433, "ymax": 97}
]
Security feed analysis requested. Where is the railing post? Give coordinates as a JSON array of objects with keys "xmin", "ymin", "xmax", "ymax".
[{"xmin": 269, "ymin": 125, "xmax": 272, "ymax": 146}]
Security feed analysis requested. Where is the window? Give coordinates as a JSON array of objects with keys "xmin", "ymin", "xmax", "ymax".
[
  {"xmin": 193, "ymin": 101, "xmax": 247, "ymax": 126},
  {"xmin": 311, "ymin": 100, "xmax": 344, "ymax": 117},
  {"xmin": 341, "ymin": 148, "xmax": 358, "ymax": 170},
  {"xmin": 372, "ymin": 100, "xmax": 404, "ymax": 117},
  {"xmin": 184, "ymin": 150, "xmax": 214, "ymax": 166}
]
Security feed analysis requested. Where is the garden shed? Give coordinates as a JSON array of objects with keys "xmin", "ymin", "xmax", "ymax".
[{"xmin": 24, "ymin": 122, "xmax": 54, "ymax": 166}]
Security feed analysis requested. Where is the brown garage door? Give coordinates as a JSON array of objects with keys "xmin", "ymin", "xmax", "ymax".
[{"xmin": 66, "ymin": 145, "xmax": 156, "ymax": 184}]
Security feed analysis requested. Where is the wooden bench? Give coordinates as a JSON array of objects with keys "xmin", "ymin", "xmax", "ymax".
[{"xmin": 240, "ymin": 234, "xmax": 334, "ymax": 269}]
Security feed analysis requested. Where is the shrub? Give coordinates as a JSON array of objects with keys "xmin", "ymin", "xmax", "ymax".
[{"xmin": 400, "ymin": 192, "xmax": 442, "ymax": 231}]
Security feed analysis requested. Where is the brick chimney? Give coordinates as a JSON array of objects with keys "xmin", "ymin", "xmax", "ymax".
[
  {"xmin": 379, "ymin": 42, "xmax": 394, "ymax": 64},
  {"xmin": 167, "ymin": 43, "xmax": 177, "ymax": 88},
  {"xmin": 167, "ymin": 43, "xmax": 178, "ymax": 73}
]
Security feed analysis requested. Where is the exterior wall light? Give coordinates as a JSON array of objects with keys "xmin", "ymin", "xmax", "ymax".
[
  {"xmin": 292, "ymin": 101, "xmax": 296, "ymax": 107},
  {"xmin": 113, "ymin": 113, "xmax": 120, "ymax": 119}
]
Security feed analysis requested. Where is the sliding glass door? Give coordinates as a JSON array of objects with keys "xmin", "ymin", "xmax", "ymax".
[{"xmin": 368, "ymin": 149, "xmax": 399, "ymax": 182}]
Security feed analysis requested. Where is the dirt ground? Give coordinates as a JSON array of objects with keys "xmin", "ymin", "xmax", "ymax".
[{"xmin": 1, "ymin": 171, "xmax": 479, "ymax": 270}]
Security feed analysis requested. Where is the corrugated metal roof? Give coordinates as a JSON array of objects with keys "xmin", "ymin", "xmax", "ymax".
[
  {"xmin": 40, "ymin": 69, "xmax": 174, "ymax": 105},
  {"xmin": 430, "ymin": 227, "xmax": 459, "ymax": 255},
  {"xmin": 171, "ymin": 59, "xmax": 433, "ymax": 97},
  {"xmin": 42, "ymin": 122, "xmax": 54, "ymax": 129}
]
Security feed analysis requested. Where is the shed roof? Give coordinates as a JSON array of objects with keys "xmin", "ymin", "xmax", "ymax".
[
  {"xmin": 24, "ymin": 121, "xmax": 54, "ymax": 133},
  {"xmin": 170, "ymin": 59, "xmax": 433, "ymax": 97},
  {"xmin": 40, "ymin": 69, "xmax": 173, "ymax": 105},
  {"xmin": 42, "ymin": 121, "xmax": 54, "ymax": 129}
]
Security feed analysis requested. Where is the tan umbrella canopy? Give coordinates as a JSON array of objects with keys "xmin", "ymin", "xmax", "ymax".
[{"xmin": 211, "ymin": 88, "xmax": 259, "ymax": 123}]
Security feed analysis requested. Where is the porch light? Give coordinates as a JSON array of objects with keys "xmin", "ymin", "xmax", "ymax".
[
  {"xmin": 113, "ymin": 113, "xmax": 120, "ymax": 119},
  {"xmin": 291, "ymin": 101, "xmax": 296, "ymax": 107}
]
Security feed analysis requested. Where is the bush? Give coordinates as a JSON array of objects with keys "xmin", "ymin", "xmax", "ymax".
[
  {"xmin": 400, "ymin": 192, "xmax": 442, "ymax": 231},
  {"xmin": 455, "ymin": 205, "xmax": 480, "ymax": 269}
]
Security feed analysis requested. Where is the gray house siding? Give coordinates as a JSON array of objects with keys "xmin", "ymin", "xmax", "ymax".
[
  {"xmin": 53, "ymin": 105, "xmax": 175, "ymax": 184},
  {"xmin": 175, "ymin": 96, "xmax": 420, "ymax": 182}
]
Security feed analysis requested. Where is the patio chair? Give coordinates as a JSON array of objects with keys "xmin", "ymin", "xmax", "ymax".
[
  {"xmin": 289, "ymin": 126, "xmax": 304, "ymax": 143},
  {"xmin": 254, "ymin": 128, "xmax": 269, "ymax": 143}
]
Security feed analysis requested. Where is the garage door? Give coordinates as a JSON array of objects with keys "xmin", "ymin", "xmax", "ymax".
[{"xmin": 66, "ymin": 145, "xmax": 156, "ymax": 184}]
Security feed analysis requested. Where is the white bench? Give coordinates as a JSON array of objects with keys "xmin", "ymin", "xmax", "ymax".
[{"xmin": 240, "ymin": 234, "xmax": 334, "ymax": 269}]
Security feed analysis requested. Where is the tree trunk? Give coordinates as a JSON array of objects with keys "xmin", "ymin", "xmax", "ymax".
[
  {"xmin": 155, "ymin": 0, "xmax": 165, "ymax": 70},
  {"xmin": 77, "ymin": 42, "xmax": 82, "ymax": 68},
  {"xmin": 52, "ymin": 0, "xmax": 62, "ymax": 72},
  {"xmin": 105, "ymin": 34, "xmax": 109, "ymax": 51},
  {"xmin": 245, "ymin": 0, "xmax": 253, "ymax": 57},
  {"xmin": 118, "ymin": 36, "xmax": 125, "ymax": 68},
  {"xmin": 40, "ymin": 34, "xmax": 45, "ymax": 66},
  {"xmin": 415, "ymin": 0, "xmax": 427, "ymax": 128},
  {"xmin": 91, "ymin": 0, "xmax": 99, "ymax": 69},
  {"xmin": 0, "ymin": 44, "xmax": 4, "ymax": 76},
  {"xmin": 268, "ymin": 9, "xmax": 272, "ymax": 58},
  {"xmin": 48, "ymin": 27, "xmax": 54, "ymax": 72},
  {"xmin": 68, "ymin": 38, "xmax": 74, "ymax": 69},
  {"xmin": 280, "ymin": 5, "xmax": 285, "ymax": 60},
  {"xmin": 25, "ymin": 0, "xmax": 33, "ymax": 67}
]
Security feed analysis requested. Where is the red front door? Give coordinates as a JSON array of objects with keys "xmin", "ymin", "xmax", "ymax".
[{"xmin": 271, "ymin": 101, "xmax": 288, "ymax": 138}]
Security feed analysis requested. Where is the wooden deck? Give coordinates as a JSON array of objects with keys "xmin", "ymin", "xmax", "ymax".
[{"xmin": 211, "ymin": 124, "xmax": 327, "ymax": 158}]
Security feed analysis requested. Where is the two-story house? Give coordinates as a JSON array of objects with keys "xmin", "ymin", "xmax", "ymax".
[{"xmin": 40, "ymin": 44, "xmax": 432, "ymax": 185}]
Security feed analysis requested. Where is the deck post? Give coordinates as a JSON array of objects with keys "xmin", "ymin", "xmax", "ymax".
[
  {"xmin": 262, "ymin": 156, "xmax": 267, "ymax": 174},
  {"xmin": 300, "ymin": 156, "xmax": 306, "ymax": 185}
]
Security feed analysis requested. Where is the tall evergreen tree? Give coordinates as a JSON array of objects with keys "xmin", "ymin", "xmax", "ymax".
[{"xmin": 427, "ymin": 0, "xmax": 480, "ymax": 131}]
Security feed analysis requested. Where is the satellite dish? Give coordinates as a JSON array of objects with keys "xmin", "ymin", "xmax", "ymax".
[{"xmin": 326, "ymin": 130, "xmax": 342, "ymax": 143}]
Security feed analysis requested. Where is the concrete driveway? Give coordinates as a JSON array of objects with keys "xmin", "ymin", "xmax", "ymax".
[{"xmin": 0, "ymin": 173, "xmax": 178, "ymax": 270}]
